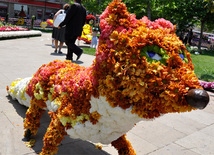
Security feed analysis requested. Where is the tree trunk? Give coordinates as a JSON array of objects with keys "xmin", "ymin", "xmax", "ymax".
[
  {"xmin": 147, "ymin": 0, "xmax": 151, "ymax": 20},
  {"xmin": 198, "ymin": 20, "xmax": 205, "ymax": 51}
]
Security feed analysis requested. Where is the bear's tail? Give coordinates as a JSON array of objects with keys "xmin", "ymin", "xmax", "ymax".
[{"xmin": 7, "ymin": 77, "xmax": 32, "ymax": 107}]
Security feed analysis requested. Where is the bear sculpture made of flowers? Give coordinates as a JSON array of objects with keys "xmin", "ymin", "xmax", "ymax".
[{"xmin": 7, "ymin": 0, "xmax": 209, "ymax": 154}]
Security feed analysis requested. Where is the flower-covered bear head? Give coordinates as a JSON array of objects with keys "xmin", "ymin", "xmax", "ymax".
[{"xmin": 92, "ymin": 0, "xmax": 209, "ymax": 119}]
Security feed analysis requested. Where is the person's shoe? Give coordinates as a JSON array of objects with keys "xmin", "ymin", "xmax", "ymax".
[
  {"xmin": 66, "ymin": 58, "xmax": 73, "ymax": 61},
  {"xmin": 58, "ymin": 51, "xmax": 62, "ymax": 54},
  {"xmin": 54, "ymin": 49, "xmax": 57, "ymax": 53},
  {"xmin": 52, "ymin": 44, "xmax": 55, "ymax": 48},
  {"xmin": 65, "ymin": 57, "xmax": 73, "ymax": 61},
  {"xmin": 76, "ymin": 51, "xmax": 83, "ymax": 61}
]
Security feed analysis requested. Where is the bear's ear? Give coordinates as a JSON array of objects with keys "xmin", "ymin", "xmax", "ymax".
[{"xmin": 99, "ymin": 0, "xmax": 130, "ymax": 29}]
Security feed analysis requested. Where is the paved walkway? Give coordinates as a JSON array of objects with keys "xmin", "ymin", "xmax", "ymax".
[{"xmin": 0, "ymin": 32, "xmax": 214, "ymax": 155}]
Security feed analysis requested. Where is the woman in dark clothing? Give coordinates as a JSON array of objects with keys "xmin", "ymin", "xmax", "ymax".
[
  {"xmin": 53, "ymin": 3, "xmax": 70, "ymax": 54},
  {"xmin": 58, "ymin": 0, "xmax": 86, "ymax": 61}
]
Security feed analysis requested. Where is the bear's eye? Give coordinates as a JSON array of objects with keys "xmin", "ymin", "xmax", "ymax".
[
  {"xmin": 179, "ymin": 53, "xmax": 184, "ymax": 60},
  {"xmin": 178, "ymin": 51, "xmax": 188, "ymax": 63},
  {"xmin": 140, "ymin": 45, "xmax": 188, "ymax": 64},
  {"xmin": 146, "ymin": 51, "xmax": 162, "ymax": 61},
  {"xmin": 140, "ymin": 45, "xmax": 169, "ymax": 65}
]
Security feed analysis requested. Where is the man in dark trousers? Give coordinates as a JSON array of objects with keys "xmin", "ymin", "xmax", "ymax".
[{"xmin": 58, "ymin": 0, "xmax": 86, "ymax": 61}]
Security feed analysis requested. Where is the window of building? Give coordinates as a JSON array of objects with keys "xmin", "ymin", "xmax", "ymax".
[
  {"xmin": 0, "ymin": 3, "xmax": 8, "ymax": 17},
  {"xmin": 14, "ymin": 4, "xmax": 28, "ymax": 18}
]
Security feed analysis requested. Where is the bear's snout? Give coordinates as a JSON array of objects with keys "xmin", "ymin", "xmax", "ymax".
[{"xmin": 186, "ymin": 89, "xmax": 210, "ymax": 109}]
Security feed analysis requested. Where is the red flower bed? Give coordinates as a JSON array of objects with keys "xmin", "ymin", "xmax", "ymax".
[{"xmin": 0, "ymin": 26, "xmax": 28, "ymax": 31}]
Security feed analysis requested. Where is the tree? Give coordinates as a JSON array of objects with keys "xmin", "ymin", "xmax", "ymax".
[
  {"xmin": 83, "ymin": 0, "xmax": 112, "ymax": 14},
  {"xmin": 124, "ymin": 0, "xmax": 160, "ymax": 20},
  {"xmin": 186, "ymin": 0, "xmax": 214, "ymax": 50},
  {"xmin": 205, "ymin": 0, "xmax": 214, "ymax": 13},
  {"xmin": 156, "ymin": 0, "xmax": 214, "ymax": 50}
]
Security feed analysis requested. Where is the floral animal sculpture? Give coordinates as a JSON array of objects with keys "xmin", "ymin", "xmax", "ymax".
[
  {"xmin": 78, "ymin": 14, "xmax": 96, "ymax": 44},
  {"xmin": 7, "ymin": 0, "xmax": 209, "ymax": 154}
]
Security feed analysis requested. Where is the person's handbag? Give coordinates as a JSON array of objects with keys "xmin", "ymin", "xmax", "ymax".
[{"xmin": 53, "ymin": 10, "xmax": 66, "ymax": 27}]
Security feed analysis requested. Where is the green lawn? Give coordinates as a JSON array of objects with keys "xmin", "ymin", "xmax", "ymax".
[
  {"xmin": 82, "ymin": 47, "xmax": 96, "ymax": 56},
  {"xmin": 191, "ymin": 50, "xmax": 214, "ymax": 82},
  {"xmin": 82, "ymin": 47, "xmax": 214, "ymax": 82}
]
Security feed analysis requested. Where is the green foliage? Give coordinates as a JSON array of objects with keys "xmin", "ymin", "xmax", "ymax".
[
  {"xmin": 82, "ymin": 0, "xmax": 112, "ymax": 14},
  {"xmin": 187, "ymin": 45, "xmax": 214, "ymax": 82},
  {"xmin": 124, "ymin": 0, "xmax": 147, "ymax": 19},
  {"xmin": 64, "ymin": 0, "xmax": 73, "ymax": 4},
  {"xmin": 205, "ymin": 0, "xmax": 214, "ymax": 13},
  {"xmin": 153, "ymin": 0, "xmax": 214, "ymax": 51},
  {"xmin": 0, "ymin": 22, "xmax": 16, "ymax": 27}
]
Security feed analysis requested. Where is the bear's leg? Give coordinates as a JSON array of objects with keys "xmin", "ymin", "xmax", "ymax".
[
  {"xmin": 111, "ymin": 134, "xmax": 136, "ymax": 155},
  {"xmin": 24, "ymin": 98, "xmax": 45, "ymax": 140},
  {"xmin": 40, "ymin": 112, "xmax": 67, "ymax": 155}
]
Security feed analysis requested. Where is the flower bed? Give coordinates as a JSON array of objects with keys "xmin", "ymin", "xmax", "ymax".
[
  {"xmin": 0, "ymin": 21, "xmax": 42, "ymax": 39},
  {"xmin": 0, "ymin": 26, "xmax": 28, "ymax": 31},
  {"xmin": 0, "ymin": 23, "xmax": 41, "ymax": 39},
  {"xmin": 200, "ymin": 81, "xmax": 214, "ymax": 91},
  {"xmin": 0, "ymin": 21, "xmax": 28, "ymax": 31},
  {"xmin": 0, "ymin": 30, "xmax": 42, "ymax": 40}
]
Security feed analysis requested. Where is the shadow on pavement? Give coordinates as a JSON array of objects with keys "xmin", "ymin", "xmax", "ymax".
[
  {"xmin": 45, "ymin": 43, "xmax": 91, "ymax": 49},
  {"xmin": 73, "ymin": 60, "xmax": 84, "ymax": 65},
  {"xmin": 6, "ymin": 95, "xmax": 110, "ymax": 155},
  {"xmin": 50, "ymin": 52, "xmax": 66, "ymax": 56},
  {"xmin": 45, "ymin": 44, "xmax": 67, "ymax": 49},
  {"xmin": 6, "ymin": 95, "xmax": 28, "ymax": 118},
  {"xmin": 48, "ymin": 54, "xmax": 84, "ymax": 65}
]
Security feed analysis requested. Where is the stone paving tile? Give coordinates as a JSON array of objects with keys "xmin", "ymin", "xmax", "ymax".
[
  {"xmin": 130, "ymin": 120, "xmax": 186, "ymax": 148},
  {"xmin": 126, "ymin": 132, "xmax": 158, "ymax": 154},
  {"xmin": 0, "ymin": 112, "xmax": 34, "ymax": 154},
  {"xmin": 175, "ymin": 132, "xmax": 214, "ymax": 155},
  {"xmin": 102, "ymin": 144, "xmax": 118, "ymax": 155},
  {"xmin": 0, "ymin": 73, "xmax": 9, "ymax": 84},
  {"xmin": 0, "ymin": 90, "xmax": 16, "ymax": 112},
  {"xmin": 203, "ymin": 94, "xmax": 214, "ymax": 114},
  {"xmin": 156, "ymin": 113, "xmax": 207, "ymax": 135},
  {"xmin": 199, "ymin": 124, "xmax": 214, "ymax": 138},
  {"xmin": 180, "ymin": 109, "xmax": 214, "ymax": 126},
  {"xmin": 148, "ymin": 143, "xmax": 200, "ymax": 155}
]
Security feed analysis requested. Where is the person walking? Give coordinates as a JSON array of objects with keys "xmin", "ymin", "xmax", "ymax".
[
  {"xmin": 90, "ymin": 27, "xmax": 99, "ymax": 49},
  {"xmin": 58, "ymin": 0, "xmax": 86, "ymax": 61},
  {"xmin": 49, "ymin": 13, "xmax": 55, "ymax": 48},
  {"xmin": 53, "ymin": 4, "xmax": 70, "ymax": 54},
  {"xmin": 188, "ymin": 29, "xmax": 193, "ymax": 45}
]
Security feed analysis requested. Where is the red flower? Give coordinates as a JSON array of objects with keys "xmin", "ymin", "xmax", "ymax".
[{"xmin": 86, "ymin": 14, "xmax": 96, "ymax": 21}]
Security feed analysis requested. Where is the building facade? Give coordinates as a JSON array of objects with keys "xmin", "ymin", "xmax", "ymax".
[{"xmin": 0, "ymin": 0, "xmax": 66, "ymax": 20}]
